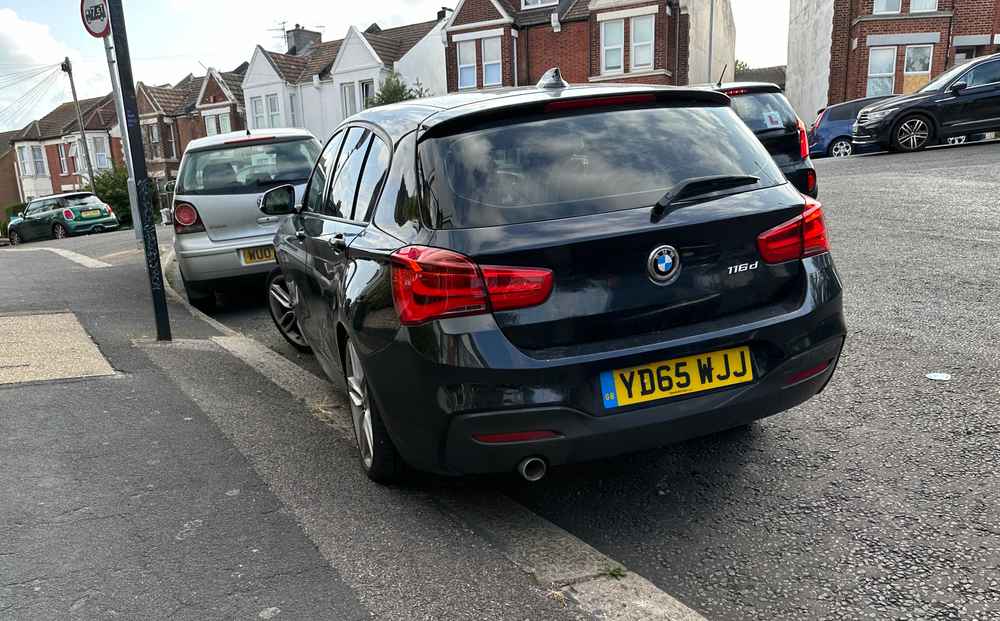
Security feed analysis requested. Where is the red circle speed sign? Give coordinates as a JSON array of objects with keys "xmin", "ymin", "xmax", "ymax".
[{"xmin": 81, "ymin": 0, "xmax": 111, "ymax": 38}]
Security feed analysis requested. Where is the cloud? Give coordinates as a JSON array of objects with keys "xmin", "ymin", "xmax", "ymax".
[{"xmin": 0, "ymin": 9, "xmax": 110, "ymax": 131}]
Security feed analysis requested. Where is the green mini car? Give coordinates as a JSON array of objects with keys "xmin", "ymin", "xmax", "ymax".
[{"xmin": 8, "ymin": 192, "xmax": 118, "ymax": 245}]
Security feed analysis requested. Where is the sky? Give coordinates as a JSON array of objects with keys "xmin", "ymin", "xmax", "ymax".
[{"xmin": 0, "ymin": 0, "xmax": 791, "ymax": 132}]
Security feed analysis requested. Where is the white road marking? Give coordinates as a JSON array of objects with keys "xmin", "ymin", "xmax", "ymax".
[
  {"xmin": 157, "ymin": 248, "xmax": 706, "ymax": 620},
  {"xmin": 5, "ymin": 247, "xmax": 111, "ymax": 268}
]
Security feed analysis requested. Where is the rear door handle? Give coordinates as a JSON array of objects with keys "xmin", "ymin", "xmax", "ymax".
[{"xmin": 257, "ymin": 216, "xmax": 279, "ymax": 225}]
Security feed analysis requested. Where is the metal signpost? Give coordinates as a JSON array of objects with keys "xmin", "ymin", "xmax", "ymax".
[{"xmin": 82, "ymin": 0, "xmax": 172, "ymax": 341}]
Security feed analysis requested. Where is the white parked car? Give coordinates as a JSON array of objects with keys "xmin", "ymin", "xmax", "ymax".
[{"xmin": 172, "ymin": 128, "xmax": 321, "ymax": 307}]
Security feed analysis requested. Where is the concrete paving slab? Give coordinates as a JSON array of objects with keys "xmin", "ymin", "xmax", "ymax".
[{"xmin": 0, "ymin": 312, "xmax": 114, "ymax": 385}]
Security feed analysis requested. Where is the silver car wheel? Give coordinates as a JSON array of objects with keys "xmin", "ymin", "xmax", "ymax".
[
  {"xmin": 830, "ymin": 139, "xmax": 853, "ymax": 158},
  {"xmin": 53, "ymin": 224, "xmax": 67, "ymax": 239},
  {"xmin": 346, "ymin": 341, "xmax": 374, "ymax": 470},
  {"xmin": 268, "ymin": 274, "xmax": 308, "ymax": 348},
  {"xmin": 897, "ymin": 118, "xmax": 930, "ymax": 151}
]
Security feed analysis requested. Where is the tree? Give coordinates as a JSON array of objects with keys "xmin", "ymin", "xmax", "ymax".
[
  {"xmin": 735, "ymin": 59, "xmax": 751, "ymax": 74},
  {"xmin": 92, "ymin": 166, "xmax": 132, "ymax": 227},
  {"xmin": 367, "ymin": 71, "xmax": 427, "ymax": 107}
]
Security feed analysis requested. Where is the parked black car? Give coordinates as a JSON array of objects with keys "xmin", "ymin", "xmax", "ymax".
[
  {"xmin": 260, "ymin": 74, "xmax": 846, "ymax": 484},
  {"xmin": 711, "ymin": 83, "xmax": 818, "ymax": 197},
  {"xmin": 853, "ymin": 52, "xmax": 1000, "ymax": 152}
]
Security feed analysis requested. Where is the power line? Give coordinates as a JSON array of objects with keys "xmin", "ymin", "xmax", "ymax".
[
  {"xmin": 0, "ymin": 69, "xmax": 62, "ymax": 130},
  {"xmin": 0, "ymin": 64, "xmax": 61, "ymax": 86},
  {"xmin": 0, "ymin": 65, "xmax": 61, "ymax": 91}
]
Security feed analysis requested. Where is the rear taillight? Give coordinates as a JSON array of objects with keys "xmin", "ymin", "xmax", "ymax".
[
  {"xmin": 390, "ymin": 246, "xmax": 553, "ymax": 326},
  {"xmin": 62, "ymin": 209, "xmax": 75, "ymax": 220},
  {"xmin": 173, "ymin": 201, "xmax": 205, "ymax": 234},
  {"xmin": 796, "ymin": 118, "xmax": 810, "ymax": 160},
  {"xmin": 757, "ymin": 197, "xmax": 830, "ymax": 264},
  {"xmin": 545, "ymin": 94, "xmax": 656, "ymax": 113},
  {"xmin": 812, "ymin": 108, "xmax": 826, "ymax": 131},
  {"xmin": 805, "ymin": 169, "xmax": 817, "ymax": 195}
]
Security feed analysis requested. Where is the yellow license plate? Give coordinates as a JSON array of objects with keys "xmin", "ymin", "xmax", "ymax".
[
  {"xmin": 81, "ymin": 209, "xmax": 102, "ymax": 218},
  {"xmin": 600, "ymin": 346, "xmax": 754, "ymax": 409},
  {"xmin": 241, "ymin": 245, "xmax": 275, "ymax": 265}
]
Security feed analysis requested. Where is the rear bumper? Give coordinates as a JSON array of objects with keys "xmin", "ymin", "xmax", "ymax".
[
  {"xmin": 67, "ymin": 216, "xmax": 118, "ymax": 234},
  {"xmin": 175, "ymin": 232, "xmax": 276, "ymax": 282},
  {"xmin": 363, "ymin": 254, "xmax": 846, "ymax": 475}
]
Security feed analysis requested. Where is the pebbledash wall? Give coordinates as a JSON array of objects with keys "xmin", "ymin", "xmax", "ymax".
[{"xmin": 788, "ymin": 0, "xmax": 1000, "ymax": 123}]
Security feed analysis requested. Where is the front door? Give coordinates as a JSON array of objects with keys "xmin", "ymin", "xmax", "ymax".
[{"xmin": 21, "ymin": 200, "xmax": 53, "ymax": 240}]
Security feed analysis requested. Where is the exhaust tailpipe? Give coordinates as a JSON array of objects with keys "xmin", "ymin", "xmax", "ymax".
[{"xmin": 517, "ymin": 457, "xmax": 547, "ymax": 482}]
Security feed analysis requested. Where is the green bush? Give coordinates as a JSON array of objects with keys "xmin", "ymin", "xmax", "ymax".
[{"xmin": 92, "ymin": 166, "xmax": 132, "ymax": 227}]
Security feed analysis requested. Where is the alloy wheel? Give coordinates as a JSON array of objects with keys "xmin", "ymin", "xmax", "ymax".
[
  {"xmin": 345, "ymin": 341, "xmax": 374, "ymax": 470},
  {"xmin": 53, "ymin": 224, "xmax": 67, "ymax": 239},
  {"xmin": 830, "ymin": 139, "xmax": 853, "ymax": 158},
  {"xmin": 897, "ymin": 118, "xmax": 930, "ymax": 151},
  {"xmin": 8, "ymin": 231, "xmax": 18, "ymax": 246},
  {"xmin": 267, "ymin": 274, "xmax": 308, "ymax": 348}
]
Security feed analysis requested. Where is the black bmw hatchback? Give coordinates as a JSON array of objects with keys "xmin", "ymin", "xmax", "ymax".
[{"xmin": 260, "ymin": 75, "xmax": 846, "ymax": 483}]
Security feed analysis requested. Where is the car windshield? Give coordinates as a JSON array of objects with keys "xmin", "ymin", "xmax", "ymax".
[
  {"xmin": 729, "ymin": 92, "xmax": 799, "ymax": 132},
  {"xmin": 63, "ymin": 195, "xmax": 102, "ymax": 207},
  {"xmin": 418, "ymin": 104, "xmax": 784, "ymax": 229},
  {"xmin": 919, "ymin": 62, "xmax": 969, "ymax": 92},
  {"xmin": 177, "ymin": 138, "xmax": 320, "ymax": 195}
]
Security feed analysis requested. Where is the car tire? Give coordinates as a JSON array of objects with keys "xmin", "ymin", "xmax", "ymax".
[
  {"xmin": 828, "ymin": 138, "xmax": 853, "ymax": 158},
  {"xmin": 52, "ymin": 223, "xmax": 69, "ymax": 239},
  {"xmin": 344, "ymin": 338, "xmax": 404, "ymax": 484},
  {"xmin": 181, "ymin": 272, "xmax": 216, "ymax": 311},
  {"xmin": 892, "ymin": 114, "xmax": 933, "ymax": 152},
  {"xmin": 8, "ymin": 230, "xmax": 20, "ymax": 246},
  {"xmin": 266, "ymin": 267, "xmax": 311, "ymax": 353}
]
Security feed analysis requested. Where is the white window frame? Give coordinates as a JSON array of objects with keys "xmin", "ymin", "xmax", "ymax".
[
  {"xmin": 521, "ymin": 0, "xmax": 557, "ymax": 7},
  {"xmin": 341, "ymin": 83, "xmax": 357, "ymax": 118},
  {"xmin": 601, "ymin": 19, "xmax": 625, "ymax": 75},
  {"xmin": 481, "ymin": 37, "xmax": 502, "ymax": 87},
  {"xmin": 359, "ymin": 80, "xmax": 374, "ymax": 110},
  {"xmin": 867, "ymin": 46, "xmax": 897, "ymax": 96},
  {"xmin": 58, "ymin": 144, "xmax": 68, "ymax": 175},
  {"xmin": 17, "ymin": 146, "xmax": 31, "ymax": 176},
  {"xmin": 266, "ymin": 93, "xmax": 280, "ymax": 128},
  {"xmin": 30, "ymin": 145, "xmax": 45, "ymax": 176},
  {"xmin": 251, "ymin": 96, "xmax": 265, "ymax": 129},
  {"xmin": 630, "ymin": 15, "xmax": 655, "ymax": 71},
  {"xmin": 91, "ymin": 136, "xmax": 110, "ymax": 170},
  {"xmin": 904, "ymin": 44, "xmax": 933, "ymax": 75},
  {"xmin": 289, "ymin": 93, "xmax": 298, "ymax": 126},
  {"xmin": 909, "ymin": 0, "xmax": 938, "ymax": 13},
  {"xmin": 873, "ymin": 0, "xmax": 901, "ymax": 15},
  {"xmin": 457, "ymin": 40, "xmax": 477, "ymax": 90},
  {"xmin": 204, "ymin": 113, "xmax": 219, "ymax": 136}
]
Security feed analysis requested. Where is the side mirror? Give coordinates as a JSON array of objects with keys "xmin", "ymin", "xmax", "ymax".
[
  {"xmin": 259, "ymin": 184, "xmax": 296, "ymax": 216},
  {"xmin": 16, "ymin": 212, "xmax": 23, "ymax": 218},
  {"xmin": 951, "ymin": 81, "xmax": 968, "ymax": 94}
]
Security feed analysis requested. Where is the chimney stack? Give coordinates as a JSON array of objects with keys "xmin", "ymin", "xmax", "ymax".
[{"xmin": 285, "ymin": 24, "xmax": 322, "ymax": 56}]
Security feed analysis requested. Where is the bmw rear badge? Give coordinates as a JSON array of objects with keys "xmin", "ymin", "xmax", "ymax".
[{"xmin": 648, "ymin": 245, "xmax": 681, "ymax": 286}]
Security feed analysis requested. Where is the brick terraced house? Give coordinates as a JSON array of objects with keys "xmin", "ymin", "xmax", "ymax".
[
  {"xmin": 9, "ymin": 95, "xmax": 125, "ymax": 203},
  {"xmin": 442, "ymin": 0, "xmax": 735, "ymax": 91},
  {"xmin": 788, "ymin": 0, "xmax": 1000, "ymax": 123},
  {"xmin": 135, "ymin": 64, "xmax": 248, "ymax": 181}
]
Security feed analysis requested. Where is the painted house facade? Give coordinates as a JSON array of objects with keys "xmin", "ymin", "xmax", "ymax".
[
  {"xmin": 788, "ymin": 0, "xmax": 1000, "ymax": 123},
  {"xmin": 136, "ymin": 65, "xmax": 248, "ymax": 181},
  {"xmin": 242, "ymin": 16, "xmax": 448, "ymax": 143},
  {"xmin": 9, "ymin": 95, "xmax": 125, "ymax": 203},
  {"xmin": 442, "ymin": 0, "xmax": 736, "ymax": 92}
]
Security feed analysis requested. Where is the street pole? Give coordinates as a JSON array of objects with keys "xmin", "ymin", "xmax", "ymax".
[
  {"xmin": 61, "ymin": 57, "xmax": 97, "ymax": 193},
  {"xmin": 102, "ymin": 35, "xmax": 143, "ymax": 244},
  {"xmin": 107, "ymin": 0, "xmax": 172, "ymax": 341},
  {"xmin": 707, "ymin": 0, "xmax": 715, "ymax": 83}
]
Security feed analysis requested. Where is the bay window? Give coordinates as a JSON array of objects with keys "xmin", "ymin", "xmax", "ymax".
[
  {"xmin": 17, "ymin": 146, "xmax": 31, "ymax": 176},
  {"xmin": 251, "ymin": 96, "xmax": 265, "ymax": 129},
  {"xmin": 601, "ymin": 20, "xmax": 624, "ymax": 74},
  {"xmin": 630, "ymin": 15, "xmax": 654, "ymax": 71},
  {"xmin": 873, "ymin": 0, "xmax": 901, "ymax": 14},
  {"xmin": 342, "ymin": 83, "xmax": 357, "ymax": 118},
  {"xmin": 58, "ymin": 144, "xmax": 68, "ymax": 175},
  {"xmin": 266, "ymin": 94, "xmax": 280, "ymax": 127},
  {"xmin": 458, "ymin": 40, "xmax": 476, "ymax": 89},
  {"xmin": 482, "ymin": 37, "xmax": 502, "ymax": 87},
  {"xmin": 31, "ymin": 146, "xmax": 45, "ymax": 175}
]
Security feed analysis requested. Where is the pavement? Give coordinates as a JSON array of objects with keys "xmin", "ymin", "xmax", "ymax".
[{"xmin": 3, "ymin": 140, "xmax": 1000, "ymax": 619}]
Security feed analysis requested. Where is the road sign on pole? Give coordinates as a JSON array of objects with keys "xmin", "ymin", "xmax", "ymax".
[{"xmin": 88, "ymin": 0, "xmax": 172, "ymax": 341}]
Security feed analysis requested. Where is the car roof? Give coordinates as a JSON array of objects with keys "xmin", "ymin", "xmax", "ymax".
[
  {"xmin": 343, "ymin": 83, "xmax": 729, "ymax": 142},
  {"xmin": 31, "ymin": 191, "xmax": 94, "ymax": 202},
  {"xmin": 185, "ymin": 127, "xmax": 317, "ymax": 152}
]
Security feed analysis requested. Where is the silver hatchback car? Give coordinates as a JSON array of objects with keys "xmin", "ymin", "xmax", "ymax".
[{"xmin": 173, "ymin": 128, "xmax": 320, "ymax": 307}]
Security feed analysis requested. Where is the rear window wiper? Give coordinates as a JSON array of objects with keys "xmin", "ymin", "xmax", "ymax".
[{"xmin": 651, "ymin": 175, "xmax": 760, "ymax": 223}]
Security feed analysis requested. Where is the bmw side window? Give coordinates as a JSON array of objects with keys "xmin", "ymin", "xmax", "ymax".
[
  {"xmin": 324, "ymin": 127, "xmax": 371, "ymax": 219},
  {"xmin": 966, "ymin": 61, "xmax": 1000, "ymax": 88},
  {"xmin": 351, "ymin": 136, "xmax": 390, "ymax": 222},
  {"xmin": 303, "ymin": 131, "xmax": 345, "ymax": 213}
]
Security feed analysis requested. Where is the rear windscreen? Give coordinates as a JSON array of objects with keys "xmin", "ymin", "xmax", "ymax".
[
  {"xmin": 729, "ymin": 93, "xmax": 798, "ymax": 132},
  {"xmin": 418, "ymin": 105, "xmax": 784, "ymax": 229},
  {"xmin": 63, "ymin": 195, "xmax": 102, "ymax": 207},
  {"xmin": 177, "ymin": 138, "xmax": 320, "ymax": 195}
]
